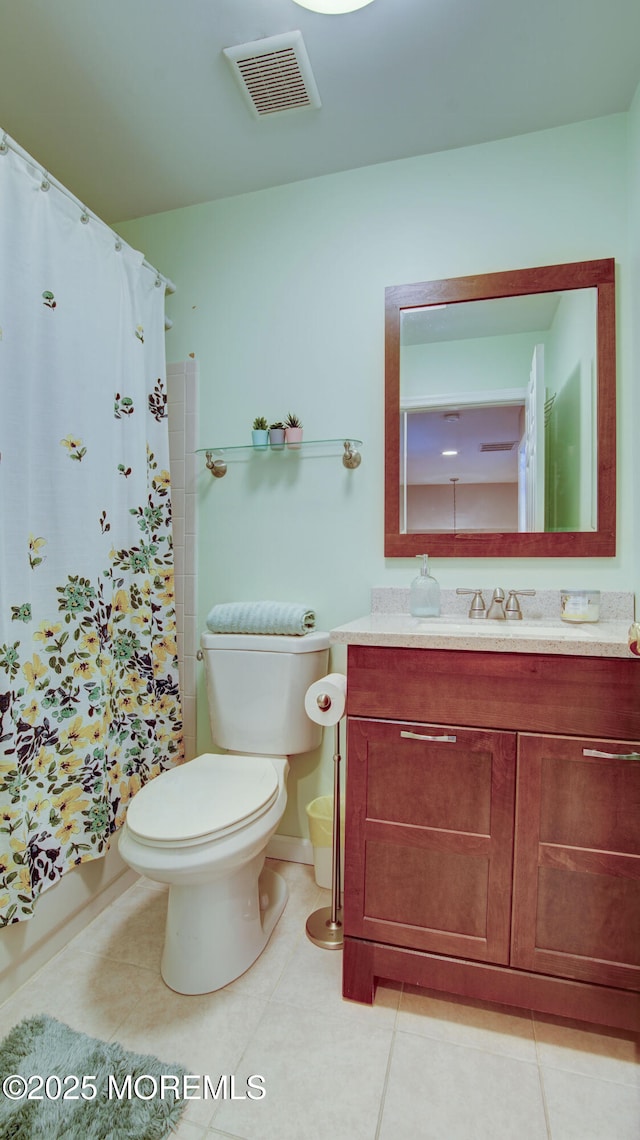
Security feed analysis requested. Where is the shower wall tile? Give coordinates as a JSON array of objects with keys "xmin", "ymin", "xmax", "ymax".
[
  {"xmin": 183, "ymin": 572, "xmax": 197, "ymax": 616},
  {"xmin": 172, "ymin": 514, "xmax": 185, "ymax": 552},
  {"xmin": 166, "ymin": 360, "xmax": 199, "ymax": 762},
  {"xmin": 167, "ymin": 370, "xmax": 185, "ymax": 404},
  {"xmin": 170, "ymin": 458, "xmax": 185, "ymax": 491},
  {"xmin": 185, "ymin": 492, "xmax": 197, "ymax": 538}
]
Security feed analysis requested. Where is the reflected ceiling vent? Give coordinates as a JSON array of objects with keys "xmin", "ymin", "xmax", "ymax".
[
  {"xmin": 479, "ymin": 441, "xmax": 519, "ymax": 452},
  {"xmin": 223, "ymin": 31, "xmax": 321, "ymax": 119}
]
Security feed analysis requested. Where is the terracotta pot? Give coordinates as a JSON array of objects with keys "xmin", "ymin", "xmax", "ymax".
[{"xmin": 285, "ymin": 426, "xmax": 303, "ymax": 450}]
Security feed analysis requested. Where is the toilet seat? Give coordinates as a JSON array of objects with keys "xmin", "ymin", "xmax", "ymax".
[{"xmin": 125, "ymin": 753, "xmax": 279, "ymax": 848}]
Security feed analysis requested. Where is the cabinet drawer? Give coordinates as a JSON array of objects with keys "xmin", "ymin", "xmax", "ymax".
[
  {"xmin": 344, "ymin": 718, "xmax": 516, "ymax": 964},
  {"xmin": 346, "ymin": 645, "xmax": 640, "ymax": 739}
]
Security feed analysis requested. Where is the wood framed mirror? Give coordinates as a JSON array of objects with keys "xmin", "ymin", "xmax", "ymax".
[{"xmin": 384, "ymin": 259, "xmax": 616, "ymax": 558}]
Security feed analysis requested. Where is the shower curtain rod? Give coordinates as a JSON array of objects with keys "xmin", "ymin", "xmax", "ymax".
[{"xmin": 0, "ymin": 129, "xmax": 177, "ymax": 298}]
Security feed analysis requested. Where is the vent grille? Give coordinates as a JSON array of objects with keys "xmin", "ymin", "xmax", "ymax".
[
  {"xmin": 479, "ymin": 441, "xmax": 519, "ymax": 452},
  {"xmin": 224, "ymin": 32, "xmax": 321, "ymax": 118}
]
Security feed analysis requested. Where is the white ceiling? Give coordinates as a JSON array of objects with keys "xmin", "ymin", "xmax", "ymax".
[
  {"xmin": 2, "ymin": 0, "xmax": 640, "ymax": 224},
  {"xmin": 401, "ymin": 293, "xmax": 565, "ymax": 346},
  {"xmin": 407, "ymin": 406, "xmax": 523, "ymax": 485}
]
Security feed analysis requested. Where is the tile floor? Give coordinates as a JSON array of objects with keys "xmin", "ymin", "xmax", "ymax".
[{"xmin": 0, "ymin": 859, "xmax": 638, "ymax": 1140}]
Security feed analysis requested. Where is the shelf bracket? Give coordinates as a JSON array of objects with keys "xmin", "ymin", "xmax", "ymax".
[
  {"xmin": 342, "ymin": 440, "xmax": 361, "ymax": 469},
  {"xmin": 205, "ymin": 451, "xmax": 227, "ymax": 478}
]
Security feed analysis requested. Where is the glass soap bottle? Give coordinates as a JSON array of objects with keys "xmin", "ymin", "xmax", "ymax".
[{"xmin": 410, "ymin": 554, "xmax": 441, "ymax": 617}]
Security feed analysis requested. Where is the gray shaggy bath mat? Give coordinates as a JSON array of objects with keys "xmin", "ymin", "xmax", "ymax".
[{"xmin": 0, "ymin": 1014, "xmax": 186, "ymax": 1138}]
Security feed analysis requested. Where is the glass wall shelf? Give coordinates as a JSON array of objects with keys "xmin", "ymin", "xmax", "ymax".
[{"xmin": 197, "ymin": 438, "xmax": 362, "ymax": 478}]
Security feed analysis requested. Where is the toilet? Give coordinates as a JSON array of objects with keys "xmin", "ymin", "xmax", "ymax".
[{"xmin": 118, "ymin": 629, "xmax": 330, "ymax": 995}]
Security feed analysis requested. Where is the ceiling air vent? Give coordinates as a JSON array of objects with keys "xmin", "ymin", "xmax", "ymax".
[
  {"xmin": 479, "ymin": 441, "xmax": 519, "ymax": 452},
  {"xmin": 223, "ymin": 31, "xmax": 321, "ymax": 119}
]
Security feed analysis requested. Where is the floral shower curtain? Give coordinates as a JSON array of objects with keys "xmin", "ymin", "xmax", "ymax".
[{"xmin": 0, "ymin": 134, "xmax": 184, "ymax": 925}]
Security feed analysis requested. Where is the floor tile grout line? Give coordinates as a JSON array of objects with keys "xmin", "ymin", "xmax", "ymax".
[
  {"xmin": 372, "ymin": 983, "xmax": 405, "ymax": 1140},
  {"xmin": 373, "ymin": 1018, "xmax": 399, "ymax": 1140},
  {"xmin": 205, "ymin": 992, "xmax": 276, "ymax": 1137},
  {"xmin": 250, "ymin": 989, "xmax": 400, "ymax": 1029},
  {"xmin": 537, "ymin": 1062, "xmax": 640, "ymax": 1090},
  {"xmin": 535, "ymin": 1057, "xmax": 554, "ymax": 1140},
  {"xmin": 391, "ymin": 1021, "xmax": 541, "ymax": 1066},
  {"xmin": 531, "ymin": 1014, "xmax": 639, "ymax": 1089}
]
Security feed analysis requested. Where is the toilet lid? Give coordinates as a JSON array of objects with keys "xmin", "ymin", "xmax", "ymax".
[{"xmin": 125, "ymin": 753, "xmax": 279, "ymax": 845}]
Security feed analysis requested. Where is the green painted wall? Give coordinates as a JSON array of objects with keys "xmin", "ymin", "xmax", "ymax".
[
  {"xmin": 117, "ymin": 110, "xmax": 639, "ymax": 839},
  {"xmin": 544, "ymin": 289, "xmax": 597, "ymax": 531},
  {"xmin": 401, "ymin": 330, "xmax": 541, "ymax": 400}
]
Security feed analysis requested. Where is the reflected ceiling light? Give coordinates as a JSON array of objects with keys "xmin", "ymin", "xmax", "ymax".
[
  {"xmin": 442, "ymin": 450, "xmax": 458, "ymax": 456},
  {"xmin": 407, "ymin": 303, "xmax": 448, "ymax": 314},
  {"xmin": 291, "ymin": 0, "xmax": 375, "ymax": 13}
]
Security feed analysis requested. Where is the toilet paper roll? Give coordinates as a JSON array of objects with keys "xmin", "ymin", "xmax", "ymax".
[{"xmin": 304, "ymin": 673, "xmax": 347, "ymax": 726}]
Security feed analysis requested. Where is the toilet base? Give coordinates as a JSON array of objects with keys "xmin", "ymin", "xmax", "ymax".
[{"xmin": 160, "ymin": 860, "xmax": 288, "ymax": 995}]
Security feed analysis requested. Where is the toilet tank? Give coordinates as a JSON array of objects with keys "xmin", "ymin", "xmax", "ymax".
[{"xmin": 200, "ymin": 630, "xmax": 330, "ymax": 756}]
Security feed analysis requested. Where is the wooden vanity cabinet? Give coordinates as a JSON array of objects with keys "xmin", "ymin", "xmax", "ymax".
[{"xmin": 342, "ymin": 646, "xmax": 640, "ymax": 1031}]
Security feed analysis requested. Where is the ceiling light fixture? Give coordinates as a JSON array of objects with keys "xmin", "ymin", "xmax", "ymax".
[{"xmin": 291, "ymin": 0, "xmax": 375, "ymax": 13}]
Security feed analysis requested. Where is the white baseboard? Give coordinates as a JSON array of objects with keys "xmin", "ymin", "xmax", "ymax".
[{"xmin": 266, "ymin": 833, "xmax": 313, "ymax": 865}]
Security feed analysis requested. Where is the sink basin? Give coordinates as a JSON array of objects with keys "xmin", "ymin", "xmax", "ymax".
[
  {"xmin": 411, "ymin": 619, "xmax": 489, "ymax": 635},
  {"xmin": 410, "ymin": 618, "xmax": 593, "ymax": 638},
  {"xmin": 508, "ymin": 622, "xmax": 593, "ymax": 638}
]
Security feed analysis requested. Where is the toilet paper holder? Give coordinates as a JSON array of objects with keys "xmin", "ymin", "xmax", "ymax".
[{"xmin": 305, "ymin": 680, "xmax": 346, "ymax": 951}]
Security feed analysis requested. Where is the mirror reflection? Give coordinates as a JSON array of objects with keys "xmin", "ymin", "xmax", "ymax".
[
  {"xmin": 400, "ymin": 289, "xmax": 597, "ymax": 534},
  {"xmin": 384, "ymin": 259, "xmax": 616, "ymax": 559}
]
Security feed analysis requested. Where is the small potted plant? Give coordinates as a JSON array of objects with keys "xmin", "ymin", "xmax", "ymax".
[
  {"xmin": 252, "ymin": 416, "xmax": 269, "ymax": 450},
  {"xmin": 284, "ymin": 412, "xmax": 303, "ymax": 449},
  {"xmin": 269, "ymin": 421, "xmax": 286, "ymax": 450}
]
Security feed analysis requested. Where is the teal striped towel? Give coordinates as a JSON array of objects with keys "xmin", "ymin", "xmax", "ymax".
[{"xmin": 206, "ymin": 601, "xmax": 316, "ymax": 636}]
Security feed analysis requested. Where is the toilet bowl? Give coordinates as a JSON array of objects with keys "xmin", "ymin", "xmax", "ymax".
[{"xmin": 118, "ymin": 630, "xmax": 329, "ymax": 994}]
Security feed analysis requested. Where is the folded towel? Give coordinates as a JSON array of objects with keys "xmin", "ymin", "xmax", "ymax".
[{"xmin": 206, "ymin": 601, "xmax": 316, "ymax": 636}]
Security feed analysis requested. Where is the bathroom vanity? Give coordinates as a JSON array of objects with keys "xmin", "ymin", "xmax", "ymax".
[{"xmin": 331, "ymin": 611, "xmax": 640, "ymax": 1032}]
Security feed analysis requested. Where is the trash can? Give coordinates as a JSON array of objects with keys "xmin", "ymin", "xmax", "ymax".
[{"xmin": 305, "ymin": 796, "xmax": 345, "ymax": 889}]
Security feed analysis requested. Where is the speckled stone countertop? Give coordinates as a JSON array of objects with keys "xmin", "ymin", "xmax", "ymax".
[{"xmin": 330, "ymin": 590, "xmax": 637, "ymax": 658}]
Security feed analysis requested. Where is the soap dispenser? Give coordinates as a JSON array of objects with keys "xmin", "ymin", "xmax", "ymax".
[{"xmin": 410, "ymin": 554, "xmax": 441, "ymax": 617}]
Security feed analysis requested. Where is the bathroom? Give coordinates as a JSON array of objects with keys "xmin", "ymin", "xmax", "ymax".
[{"xmin": 1, "ymin": 2, "xmax": 640, "ymax": 1138}]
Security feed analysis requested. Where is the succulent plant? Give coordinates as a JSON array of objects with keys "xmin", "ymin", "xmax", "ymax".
[
  {"xmin": 270, "ymin": 421, "xmax": 286, "ymax": 431},
  {"xmin": 284, "ymin": 412, "xmax": 303, "ymax": 428},
  {"xmin": 252, "ymin": 416, "xmax": 268, "ymax": 430}
]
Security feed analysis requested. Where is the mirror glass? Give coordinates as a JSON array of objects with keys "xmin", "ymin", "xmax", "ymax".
[{"xmin": 385, "ymin": 260, "xmax": 616, "ymax": 558}]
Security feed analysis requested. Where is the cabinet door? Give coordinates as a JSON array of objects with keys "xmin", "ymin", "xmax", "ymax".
[
  {"xmin": 511, "ymin": 734, "xmax": 640, "ymax": 990},
  {"xmin": 344, "ymin": 718, "xmax": 516, "ymax": 964}
]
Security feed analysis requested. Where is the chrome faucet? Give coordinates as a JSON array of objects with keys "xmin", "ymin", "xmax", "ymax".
[
  {"xmin": 486, "ymin": 588, "xmax": 506, "ymax": 620},
  {"xmin": 505, "ymin": 589, "xmax": 536, "ymax": 619},
  {"xmin": 456, "ymin": 588, "xmax": 486, "ymax": 619},
  {"xmin": 457, "ymin": 587, "xmax": 537, "ymax": 620}
]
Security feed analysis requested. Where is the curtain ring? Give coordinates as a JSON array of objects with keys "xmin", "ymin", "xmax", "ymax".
[
  {"xmin": 80, "ymin": 209, "xmax": 90, "ymax": 224},
  {"xmin": 155, "ymin": 273, "xmax": 162, "ymax": 288},
  {"xmin": 114, "ymin": 238, "xmax": 122, "ymax": 251},
  {"xmin": 40, "ymin": 174, "xmax": 51, "ymax": 192},
  {"xmin": 0, "ymin": 134, "xmax": 8, "ymax": 155}
]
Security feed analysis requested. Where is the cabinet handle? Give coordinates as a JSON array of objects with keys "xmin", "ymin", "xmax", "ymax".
[
  {"xmin": 583, "ymin": 749, "xmax": 640, "ymax": 761},
  {"xmin": 400, "ymin": 731, "xmax": 457, "ymax": 743}
]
